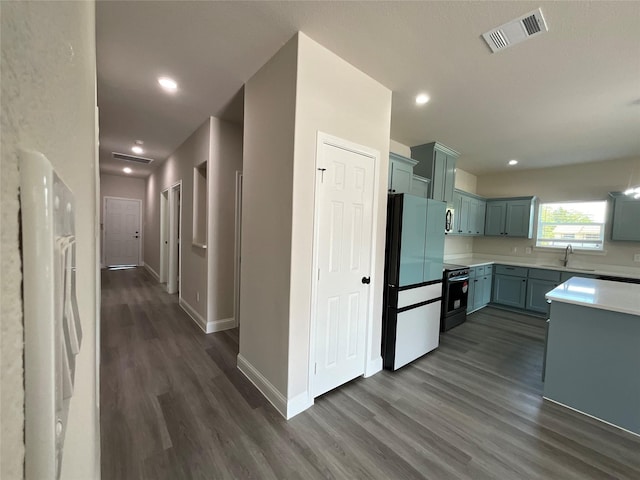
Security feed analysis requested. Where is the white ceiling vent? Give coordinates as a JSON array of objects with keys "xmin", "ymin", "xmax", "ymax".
[
  {"xmin": 482, "ymin": 8, "xmax": 549, "ymax": 53},
  {"xmin": 112, "ymin": 152, "xmax": 154, "ymax": 165}
]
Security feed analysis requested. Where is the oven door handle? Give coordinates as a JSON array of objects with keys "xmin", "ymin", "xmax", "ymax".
[{"xmin": 448, "ymin": 276, "xmax": 469, "ymax": 282}]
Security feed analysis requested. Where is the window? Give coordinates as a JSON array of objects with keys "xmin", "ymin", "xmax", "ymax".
[{"xmin": 536, "ymin": 201, "xmax": 607, "ymax": 250}]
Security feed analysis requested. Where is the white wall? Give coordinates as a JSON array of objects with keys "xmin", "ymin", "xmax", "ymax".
[
  {"xmin": 240, "ymin": 35, "xmax": 298, "ymax": 398},
  {"xmin": 0, "ymin": 1, "xmax": 100, "ymax": 478},
  {"xmin": 474, "ymin": 157, "xmax": 640, "ymax": 268},
  {"xmin": 100, "ymin": 173, "xmax": 146, "ymax": 264},
  {"xmin": 288, "ymin": 33, "xmax": 392, "ymax": 401}
]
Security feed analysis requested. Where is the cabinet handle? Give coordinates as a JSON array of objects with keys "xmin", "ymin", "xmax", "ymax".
[{"xmin": 522, "ymin": 279, "xmax": 526, "ymax": 282}]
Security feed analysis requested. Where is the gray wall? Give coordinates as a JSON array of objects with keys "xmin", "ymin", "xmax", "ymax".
[
  {"xmin": 207, "ymin": 119, "xmax": 243, "ymax": 322},
  {"xmin": 1, "ymin": 1, "xmax": 100, "ymax": 478},
  {"xmin": 145, "ymin": 118, "xmax": 211, "ymax": 320},
  {"xmin": 240, "ymin": 35, "xmax": 298, "ymax": 396},
  {"xmin": 144, "ymin": 117, "xmax": 242, "ymax": 328},
  {"xmin": 240, "ymin": 32, "xmax": 392, "ymax": 409}
]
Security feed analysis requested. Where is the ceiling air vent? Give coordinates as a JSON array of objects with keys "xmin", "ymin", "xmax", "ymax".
[
  {"xmin": 112, "ymin": 152, "xmax": 154, "ymax": 165},
  {"xmin": 482, "ymin": 8, "xmax": 549, "ymax": 53}
]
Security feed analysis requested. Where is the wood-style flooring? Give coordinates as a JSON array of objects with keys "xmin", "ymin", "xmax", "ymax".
[{"xmin": 101, "ymin": 267, "xmax": 640, "ymax": 479}]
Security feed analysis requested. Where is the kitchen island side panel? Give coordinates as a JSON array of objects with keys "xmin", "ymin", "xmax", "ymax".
[{"xmin": 544, "ymin": 301, "xmax": 640, "ymax": 435}]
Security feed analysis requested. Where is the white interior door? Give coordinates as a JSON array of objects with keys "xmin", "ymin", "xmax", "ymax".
[
  {"xmin": 313, "ymin": 140, "xmax": 375, "ymax": 397},
  {"xmin": 104, "ymin": 197, "xmax": 141, "ymax": 266}
]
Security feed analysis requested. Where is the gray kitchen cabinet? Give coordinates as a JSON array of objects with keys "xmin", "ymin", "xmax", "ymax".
[
  {"xmin": 526, "ymin": 278, "xmax": 558, "ymax": 314},
  {"xmin": 467, "ymin": 267, "xmax": 476, "ymax": 313},
  {"xmin": 451, "ymin": 190, "xmax": 486, "ymax": 236},
  {"xmin": 485, "ymin": 201, "xmax": 506, "ymax": 236},
  {"xmin": 411, "ymin": 142, "xmax": 460, "ymax": 203},
  {"xmin": 480, "ymin": 270, "xmax": 492, "ymax": 305},
  {"xmin": 468, "ymin": 265, "xmax": 492, "ymax": 313},
  {"xmin": 470, "ymin": 197, "xmax": 486, "ymax": 235},
  {"xmin": 410, "ymin": 174, "xmax": 430, "ymax": 198},
  {"xmin": 484, "ymin": 197, "xmax": 536, "ymax": 238},
  {"xmin": 493, "ymin": 265, "xmax": 528, "ymax": 309},
  {"xmin": 451, "ymin": 190, "xmax": 463, "ymax": 234},
  {"xmin": 389, "ymin": 153, "xmax": 418, "ymax": 194},
  {"xmin": 610, "ymin": 193, "xmax": 640, "ymax": 241}
]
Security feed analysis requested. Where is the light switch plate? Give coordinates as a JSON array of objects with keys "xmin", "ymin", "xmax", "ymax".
[{"xmin": 634, "ymin": 254, "xmax": 640, "ymax": 263}]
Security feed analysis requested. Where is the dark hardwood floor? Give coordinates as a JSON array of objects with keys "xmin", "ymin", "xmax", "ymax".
[{"xmin": 101, "ymin": 267, "xmax": 640, "ymax": 479}]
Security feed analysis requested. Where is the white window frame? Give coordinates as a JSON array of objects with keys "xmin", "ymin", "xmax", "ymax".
[{"xmin": 536, "ymin": 200, "xmax": 607, "ymax": 251}]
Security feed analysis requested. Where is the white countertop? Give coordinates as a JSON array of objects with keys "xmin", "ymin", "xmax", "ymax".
[
  {"xmin": 545, "ymin": 277, "xmax": 640, "ymax": 316},
  {"xmin": 445, "ymin": 255, "xmax": 640, "ymax": 281}
]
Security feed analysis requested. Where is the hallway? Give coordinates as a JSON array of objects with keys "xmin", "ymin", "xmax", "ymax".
[{"xmin": 101, "ymin": 267, "xmax": 640, "ymax": 479}]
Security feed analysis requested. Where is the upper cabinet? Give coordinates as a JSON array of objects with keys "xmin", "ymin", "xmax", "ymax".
[
  {"xmin": 450, "ymin": 189, "xmax": 486, "ymax": 236},
  {"xmin": 484, "ymin": 197, "xmax": 536, "ymax": 238},
  {"xmin": 411, "ymin": 142, "xmax": 460, "ymax": 203},
  {"xmin": 410, "ymin": 174, "xmax": 430, "ymax": 198},
  {"xmin": 610, "ymin": 193, "xmax": 640, "ymax": 241},
  {"xmin": 389, "ymin": 153, "xmax": 418, "ymax": 194}
]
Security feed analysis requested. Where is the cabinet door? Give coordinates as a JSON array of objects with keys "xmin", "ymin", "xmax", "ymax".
[
  {"xmin": 410, "ymin": 175, "xmax": 430, "ymax": 198},
  {"xmin": 443, "ymin": 154, "xmax": 456, "ymax": 204},
  {"xmin": 493, "ymin": 274, "xmax": 527, "ymax": 309},
  {"xmin": 431, "ymin": 149, "xmax": 447, "ymax": 201},
  {"xmin": 611, "ymin": 197, "xmax": 640, "ymax": 241},
  {"xmin": 460, "ymin": 195, "xmax": 472, "ymax": 235},
  {"xmin": 526, "ymin": 278, "xmax": 558, "ymax": 314},
  {"xmin": 467, "ymin": 277, "xmax": 476, "ymax": 313},
  {"xmin": 476, "ymin": 200, "xmax": 486, "ymax": 235},
  {"xmin": 451, "ymin": 191, "xmax": 463, "ymax": 235},
  {"xmin": 505, "ymin": 200, "xmax": 533, "ymax": 238},
  {"xmin": 423, "ymin": 200, "xmax": 446, "ymax": 282},
  {"xmin": 389, "ymin": 160, "xmax": 413, "ymax": 194},
  {"xmin": 399, "ymin": 195, "xmax": 427, "ymax": 286},
  {"xmin": 485, "ymin": 201, "xmax": 506, "ymax": 236},
  {"xmin": 473, "ymin": 277, "xmax": 485, "ymax": 310},
  {"xmin": 481, "ymin": 275, "xmax": 492, "ymax": 305}
]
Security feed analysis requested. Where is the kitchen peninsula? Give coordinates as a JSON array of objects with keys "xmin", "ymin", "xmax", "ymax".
[{"xmin": 544, "ymin": 277, "xmax": 640, "ymax": 436}]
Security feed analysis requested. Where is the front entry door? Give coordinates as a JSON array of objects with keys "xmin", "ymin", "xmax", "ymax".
[
  {"xmin": 313, "ymin": 138, "xmax": 375, "ymax": 397},
  {"xmin": 104, "ymin": 197, "xmax": 141, "ymax": 266}
]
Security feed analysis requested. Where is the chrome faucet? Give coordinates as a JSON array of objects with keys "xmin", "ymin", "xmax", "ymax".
[{"xmin": 562, "ymin": 244, "xmax": 573, "ymax": 267}]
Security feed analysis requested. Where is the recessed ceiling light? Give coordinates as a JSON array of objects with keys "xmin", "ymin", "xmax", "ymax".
[
  {"xmin": 131, "ymin": 145, "xmax": 144, "ymax": 155},
  {"xmin": 415, "ymin": 93, "xmax": 430, "ymax": 105},
  {"xmin": 158, "ymin": 76, "xmax": 178, "ymax": 92},
  {"xmin": 508, "ymin": 159, "xmax": 518, "ymax": 166},
  {"xmin": 123, "ymin": 167, "xmax": 132, "ymax": 174}
]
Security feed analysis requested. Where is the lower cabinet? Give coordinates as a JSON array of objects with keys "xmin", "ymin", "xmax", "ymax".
[
  {"xmin": 467, "ymin": 265, "xmax": 492, "ymax": 313},
  {"xmin": 493, "ymin": 274, "xmax": 527, "ymax": 309},
  {"xmin": 526, "ymin": 278, "xmax": 558, "ymax": 314}
]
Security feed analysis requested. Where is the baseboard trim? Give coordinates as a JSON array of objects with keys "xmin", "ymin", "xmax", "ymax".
[
  {"xmin": 179, "ymin": 297, "xmax": 208, "ymax": 332},
  {"xmin": 286, "ymin": 391, "xmax": 314, "ymax": 419},
  {"xmin": 237, "ymin": 354, "xmax": 287, "ymax": 418},
  {"xmin": 364, "ymin": 356, "xmax": 383, "ymax": 378},
  {"xmin": 207, "ymin": 316, "xmax": 235, "ymax": 334},
  {"xmin": 143, "ymin": 262, "xmax": 160, "ymax": 282}
]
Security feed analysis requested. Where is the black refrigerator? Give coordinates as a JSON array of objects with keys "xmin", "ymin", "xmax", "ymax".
[{"xmin": 382, "ymin": 193, "xmax": 446, "ymax": 370}]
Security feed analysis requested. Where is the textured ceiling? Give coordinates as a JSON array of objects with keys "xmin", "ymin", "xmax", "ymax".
[{"xmin": 97, "ymin": 1, "xmax": 640, "ymax": 178}]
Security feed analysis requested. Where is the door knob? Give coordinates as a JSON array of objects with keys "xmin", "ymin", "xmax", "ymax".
[
  {"xmin": 361, "ymin": 276, "xmax": 371, "ymax": 284},
  {"xmin": 134, "ymin": 235, "xmax": 139, "ymax": 239}
]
